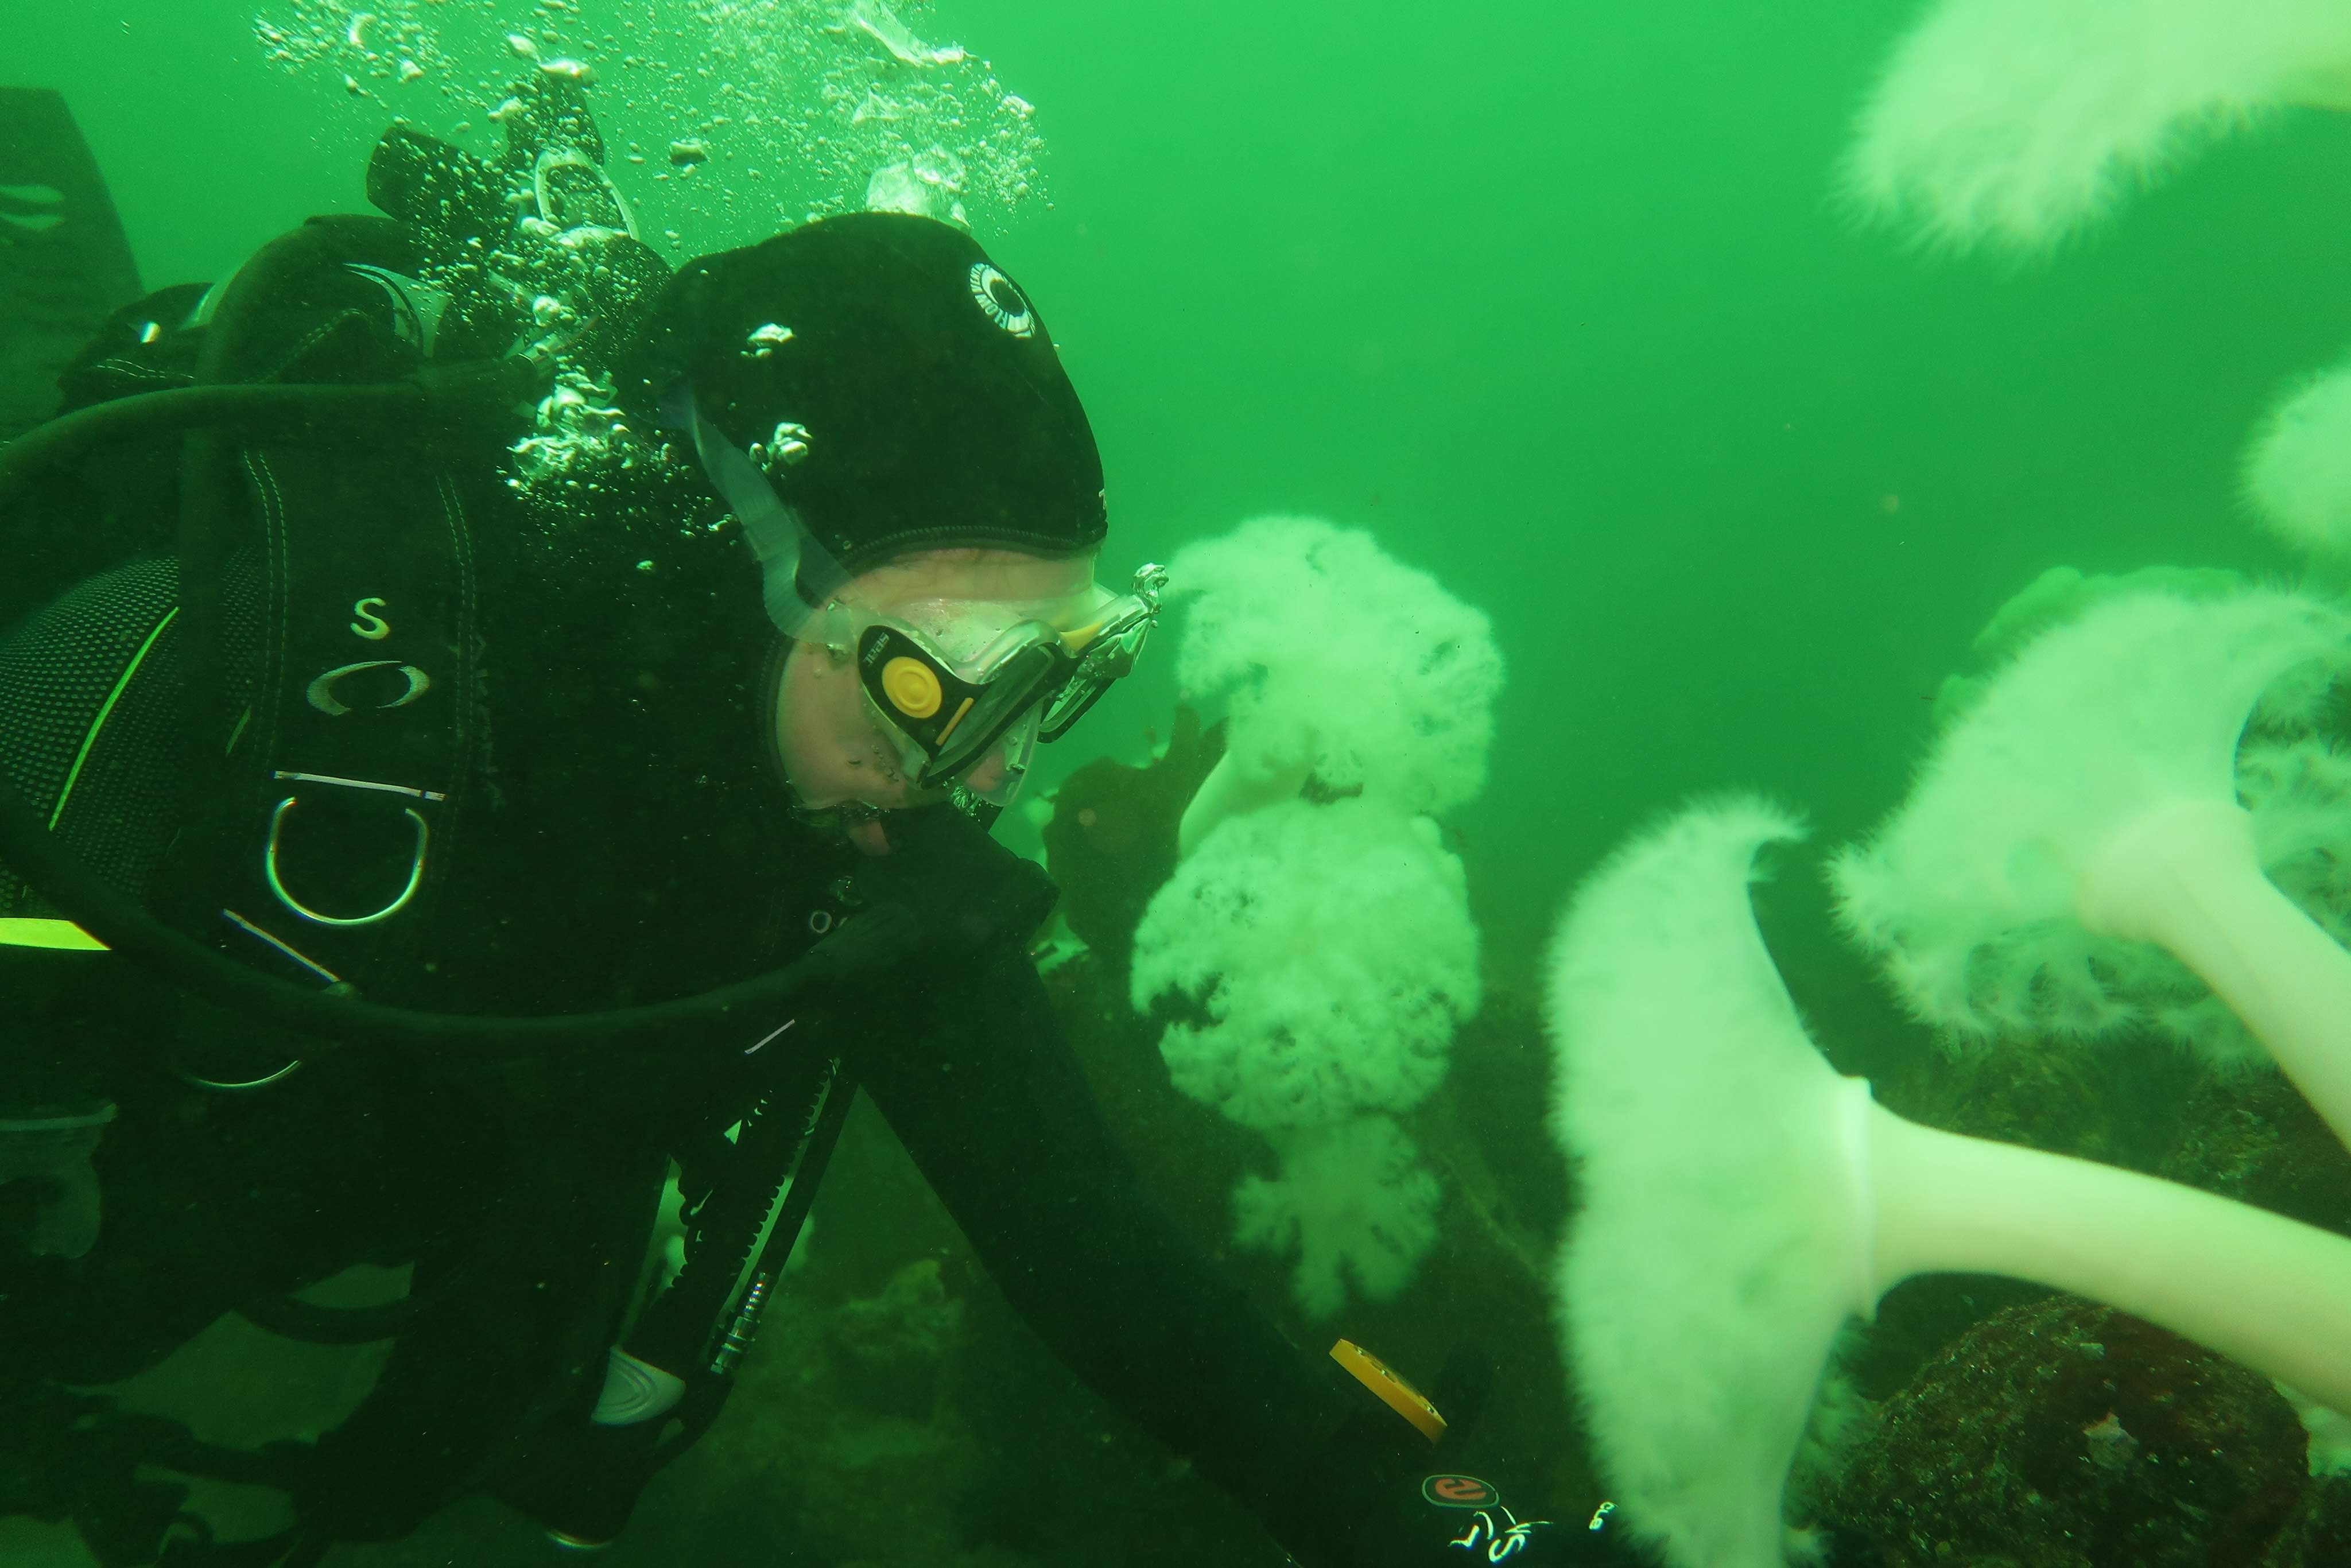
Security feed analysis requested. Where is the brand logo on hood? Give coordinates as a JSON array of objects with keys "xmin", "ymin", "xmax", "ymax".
[{"xmin": 967, "ymin": 262, "xmax": 1036, "ymax": 339}]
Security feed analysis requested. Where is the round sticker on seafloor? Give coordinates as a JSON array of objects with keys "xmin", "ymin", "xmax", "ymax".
[
  {"xmin": 1422, "ymin": 1474, "xmax": 1500, "ymax": 1509},
  {"xmin": 968, "ymin": 262, "xmax": 1037, "ymax": 338}
]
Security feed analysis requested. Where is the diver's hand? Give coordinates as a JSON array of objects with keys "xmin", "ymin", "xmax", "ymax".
[
  {"xmin": 842, "ymin": 802, "xmax": 1057, "ymax": 955},
  {"xmin": 1345, "ymin": 1476, "xmax": 1647, "ymax": 1567}
]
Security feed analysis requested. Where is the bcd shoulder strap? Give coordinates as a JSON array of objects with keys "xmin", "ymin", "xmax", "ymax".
[{"xmin": 170, "ymin": 216, "xmax": 495, "ymax": 1038}]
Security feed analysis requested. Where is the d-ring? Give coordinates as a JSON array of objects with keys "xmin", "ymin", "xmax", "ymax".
[
  {"xmin": 264, "ymin": 796, "xmax": 429, "ymax": 927},
  {"xmin": 175, "ymin": 1058, "xmax": 305, "ymax": 1093}
]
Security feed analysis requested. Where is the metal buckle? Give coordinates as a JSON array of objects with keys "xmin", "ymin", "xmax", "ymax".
[{"xmin": 262, "ymin": 773, "xmax": 442, "ymax": 927}]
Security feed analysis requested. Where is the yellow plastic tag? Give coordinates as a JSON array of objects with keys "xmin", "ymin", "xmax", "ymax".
[{"xmin": 1331, "ymin": 1339, "xmax": 1448, "ymax": 1443}]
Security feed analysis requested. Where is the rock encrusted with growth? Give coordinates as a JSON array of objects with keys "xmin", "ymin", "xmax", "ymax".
[{"xmin": 1833, "ymin": 1297, "xmax": 2309, "ymax": 1567}]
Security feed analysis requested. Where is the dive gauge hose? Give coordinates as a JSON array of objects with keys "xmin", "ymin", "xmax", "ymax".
[{"xmin": 0, "ymin": 379, "xmax": 920, "ymax": 1058}]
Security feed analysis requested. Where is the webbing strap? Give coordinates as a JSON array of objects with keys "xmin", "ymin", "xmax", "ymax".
[
  {"xmin": 205, "ymin": 443, "xmax": 479, "ymax": 1001},
  {"xmin": 159, "ymin": 220, "xmax": 481, "ymax": 1014}
]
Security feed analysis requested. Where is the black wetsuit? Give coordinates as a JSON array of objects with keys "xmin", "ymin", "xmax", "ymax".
[
  {"xmin": 0, "ymin": 421, "xmax": 1378, "ymax": 1562},
  {"xmin": 4, "ymin": 832, "xmax": 1359, "ymax": 1552}
]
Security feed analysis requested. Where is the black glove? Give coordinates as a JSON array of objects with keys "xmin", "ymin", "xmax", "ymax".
[
  {"xmin": 1351, "ymin": 1474, "xmax": 1648, "ymax": 1567},
  {"xmin": 841, "ymin": 801, "xmax": 1058, "ymax": 954}
]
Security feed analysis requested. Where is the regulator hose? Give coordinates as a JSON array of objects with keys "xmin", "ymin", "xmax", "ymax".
[{"xmin": 0, "ymin": 381, "xmax": 923, "ymax": 1058}]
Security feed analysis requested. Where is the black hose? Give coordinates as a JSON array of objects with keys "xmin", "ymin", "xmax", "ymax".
[
  {"xmin": 0, "ymin": 742, "xmax": 913, "ymax": 1055},
  {"xmin": 0, "ymin": 383, "xmax": 922, "ymax": 1058},
  {"xmin": 7, "ymin": 381, "xmax": 433, "ymax": 467}
]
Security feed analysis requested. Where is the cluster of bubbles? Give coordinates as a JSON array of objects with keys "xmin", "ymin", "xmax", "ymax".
[
  {"xmin": 255, "ymin": 0, "xmax": 1043, "ymax": 525},
  {"xmin": 687, "ymin": 0, "xmax": 1044, "ymax": 234},
  {"xmin": 253, "ymin": 0, "xmax": 1047, "ymax": 247},
  {"xmin": 508, "ymin": 367, "xmax": 638, "ymax": 507},
  {"xmin": 254, "ymin": 0, "xmax": 463, "ymax": 99},
  {"xmin": 255, "ymin": 0, "xmax": 1045, "ymax": 519}
]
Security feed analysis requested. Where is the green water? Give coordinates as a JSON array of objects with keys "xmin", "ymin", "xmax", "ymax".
[
  {"xmin": 17, "ymin": 0, "xmax": 2350, "ymax": 938},
  {"xmin": 10, "ymin": 5, "xmax": 2351, "ymax": 1563}
]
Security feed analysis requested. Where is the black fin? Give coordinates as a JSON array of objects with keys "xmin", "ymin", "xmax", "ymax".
[{"xmin": 0, "ymin": 88, "xmax": 143, "ymax": 440}]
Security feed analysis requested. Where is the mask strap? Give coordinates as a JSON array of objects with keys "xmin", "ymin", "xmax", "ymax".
[{"xmin": 658, "ymin": 380, "xmax": 849, "ymax": 636}]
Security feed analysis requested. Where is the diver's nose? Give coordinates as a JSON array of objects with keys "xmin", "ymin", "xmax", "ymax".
[{"xmin": 962, "ymin": 751, "xmax": 1008, "ymax": 795}]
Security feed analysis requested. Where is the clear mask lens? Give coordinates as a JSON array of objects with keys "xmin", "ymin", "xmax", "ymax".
[
  {"xmin": 1040, "ymin": 608, "xmax": 1154, "ymax": 740},
  {"xmin": 955, "ymin": 705, "xmax": 1043, "ymax": 808}
]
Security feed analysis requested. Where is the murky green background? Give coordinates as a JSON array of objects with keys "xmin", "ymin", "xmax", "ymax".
[
  {"xmin": 9, "ymin": 0, "xmax": 2350, "ymax": 950},
  {"xmin": 13, "ymin": 6, "xmax": 2351, "ymax": 1565}
]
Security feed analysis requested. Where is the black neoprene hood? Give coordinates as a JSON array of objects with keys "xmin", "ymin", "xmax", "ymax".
[{"xmin": 618, "ymin": 212, "xmax": 1108, "ymax": 577}]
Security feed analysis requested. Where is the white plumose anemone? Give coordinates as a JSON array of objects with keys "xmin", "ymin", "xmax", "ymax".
[
  {"xmin": 1833, "ymin": 587, "xmax": 2351, "ymax": 1140},
  {"xmin": 2246, "ymin": 353, "xmax": 2351, "ymax": 558},
  {"xmin": 1131, "ymin": 515, "xmax": 1499, "ymax": 1317},
  {"xmin": 1550, "ymin": 798, "xmax": 2351, "ymax": 1568},
  {"xmin": 1846, "ymin": 0, "xmax": 2351, "ymax": 251},
  {"xmin": 1134, "ymin": 797, "xmax": 1479, "ymax": 1134},
  {"xmin": 1131, "ymin": 796, "xmax": 1479, "ymax": 1318},
  {"xmin": 1233, "ymin": 1116, "xmax": 1442, "ymax": 1319},
  {"xmin": 1168, "ymin": 515, "xmax": 1503, "ymax": 855}
]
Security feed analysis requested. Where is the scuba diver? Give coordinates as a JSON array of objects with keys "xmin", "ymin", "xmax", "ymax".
[{"xmin": 0, "ymin": 76, "xmax": 1677, "ymax": 1568}]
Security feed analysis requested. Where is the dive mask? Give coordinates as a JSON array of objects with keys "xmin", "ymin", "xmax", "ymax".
[
  {"xmin": 825, "ymin": 563, "xmax": 1167, "ymax": 804},
  {"xmin": 657, "ymin": 379, "xmax": 1157, "ymax": 807}
]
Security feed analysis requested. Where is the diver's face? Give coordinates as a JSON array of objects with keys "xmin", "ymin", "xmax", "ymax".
[{"xmin": 774, "ymin": 546, "xmax": 1099, "ymax": 856}]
